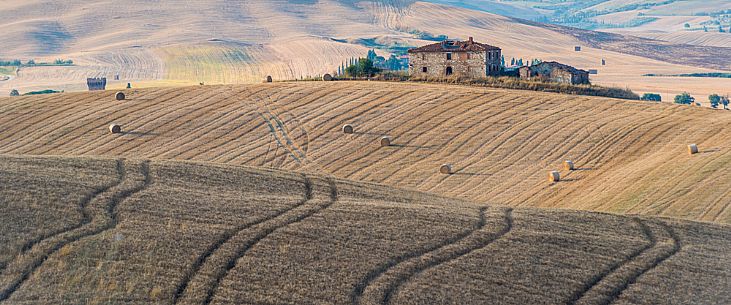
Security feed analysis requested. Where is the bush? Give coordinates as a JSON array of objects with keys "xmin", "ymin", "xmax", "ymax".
[
  {"xmin": 641, "ymin": 93, "xmax": 662, "ymax": 102},
  {"xmin": 22, "ymin": 89, "xmax": 61, "ymax": 96},
  {"xmin": 407, "ymin": 75, "xmax": 640, "ymax": 100},
  {"xmin": 345, "ymin": 58, "xmax": 381, "ymax": 78},
  {"xmin": 674, "ymin": 92, "xmax": 695, "ymax": 105},
  {"xmin": 709, "ymin": 94, "xmax": 721, "ymax": 108}
]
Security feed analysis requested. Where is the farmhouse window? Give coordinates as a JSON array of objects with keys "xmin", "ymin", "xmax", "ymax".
[
  {"xmin": 446, "ymin": 53, "xmax": 452, "ymax": 60},
  {"xmin": 422, "ymin": 67, "xmax": 428, "ymax": 73}
]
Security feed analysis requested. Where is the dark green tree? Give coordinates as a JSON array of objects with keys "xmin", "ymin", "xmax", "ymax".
[
  {"xmin": 9, "ymin": 89, "xmax": 19, "ymax": 96},
  {"xmin": 722, "ymin": 96, "xmax": 730, "ymax": 109},
  {"xmin": 674, "ymin": 92, "xmax": 695, "ymax": 105},
  {"xmin": 510, "ymin": 58, "xmax": 515, "ymax": 66},
  {"xmin": 709, "ymin": 94, "xmax": 721, "ymax": 108},
  {"xmin": 641, "ymin": 93, "xmax": 662, "ymax": 102},
  {"xmin": 501, "ymin": 55, "xmax": 505, "ymax": 68},
  {"xmin": 345, "ymin": 58, "xmax": 381, "ymax": 77},
  {"xmin": 684, "ymin": 23, "xmax": 691, "ymax": 28},
  {"xmin": 367, "ymin": 49, "xmax": 377, "ymax": 62}
]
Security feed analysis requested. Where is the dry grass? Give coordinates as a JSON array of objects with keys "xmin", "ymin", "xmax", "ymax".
[
  {"xmin": 0, "ymin": 155, "xmax": 728, "ymax": 304},
  {"xmin": 1, "ymin": 81, "xmax": 730, "ymax": 224}
]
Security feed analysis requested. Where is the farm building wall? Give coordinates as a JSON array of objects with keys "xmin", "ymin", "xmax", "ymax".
[
  {"xmin": 409, "ymin": 49, "xmax": 501, "ymax": 78},
  {"xmin": 519, "ymin": 64, "xmax": 589, "ymax": 85}
]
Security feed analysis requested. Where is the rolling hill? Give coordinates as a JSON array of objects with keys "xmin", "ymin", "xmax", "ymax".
[
  {"xmin": 1, "ymin": 0, "xmax": 729, "ymax": 104},
  {"xmin": 0, "ymin": 154, "xmax": 729, "ymax": 304},
  {"xmin": 1, "ymin": 81, "xmax": 730, "ymax": 224}
]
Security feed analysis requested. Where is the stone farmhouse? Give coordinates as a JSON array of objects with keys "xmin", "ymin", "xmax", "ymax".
[
  {"xmin": 408, "ymin": 37, "xmax": 502, "ymax": 78},
  {"xmin": 519, "ymin": 61, "xmax": 590, "ymax": 85}
]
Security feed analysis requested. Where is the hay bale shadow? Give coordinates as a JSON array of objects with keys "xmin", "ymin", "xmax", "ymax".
[
  {"xmin": 390, "ymin": 144, "xmax": 439, "ymax": 149},
  {"xmin": 121, "ymin": 131, "xmax": 159, "ymax": 137}
]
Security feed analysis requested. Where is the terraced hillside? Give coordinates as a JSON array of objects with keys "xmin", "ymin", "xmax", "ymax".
[
  {"xmin": 1, "ymin": 81, "xmax": 731, "ymax": 223},
  {"xmin": 0, "ymin": 155, "xmax": 729, "ymax": 304}
]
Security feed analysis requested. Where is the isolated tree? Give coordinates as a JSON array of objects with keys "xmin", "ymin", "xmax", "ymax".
[
  {"xmin": 704, "ymin": 26, "xmax": 708, "ymax": 32},
  {"xmin": 26, "ymin": 59, "xmax": 35, "ymax": 66},
  {"xmin": 641, "ymin": 93, "xmax": 661, "ymax": 102},
  {"xmin": 9, "ymin": 89, "xmax": 19, "ymax": 96},
  {"xmin": 674, "ymin": 92, "xmax": 695, "ymax": 105},
  {"xmin": 722, "ymin": 96, "xmax": 730, "ymax": 109},
  {"xmin": 709, "ymin": 94, "xmax": 721, "ymax": 108},
  {"xmin": 720, "ymin": 26, "xmax": 726, "ymax": 33},
  {"xmin": 510, "ymin": 58, "xmax": 515, "ymax": 66},
  {"xmin": 684, "ymin": 23, "xmax": 691, "ymax": 29},
  {"xmin": 517, "ymin": 58, "xmax": 524, "ymax": 66}
]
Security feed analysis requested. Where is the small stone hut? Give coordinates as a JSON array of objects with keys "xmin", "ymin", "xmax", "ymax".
[{"xmin": 518, "ymin": 61, "xmax": 590, "ymax": 85}]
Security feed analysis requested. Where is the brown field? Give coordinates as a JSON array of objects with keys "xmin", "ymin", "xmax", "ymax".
[
  {"xmin": 1, "ymin": 81, "xmax": 731, "ymax": 224},
  {"xmin": 0, "ymin": 154, "xmax": 728, "ymax": 304}
]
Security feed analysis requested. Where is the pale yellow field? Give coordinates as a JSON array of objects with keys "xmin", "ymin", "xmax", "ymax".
[{"xmin": 1, "ymin": 81, "xmax": 730, "ymax": 224}]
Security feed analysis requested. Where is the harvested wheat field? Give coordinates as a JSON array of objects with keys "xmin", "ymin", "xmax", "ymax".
[
  {"xmin": 0, "ymin": 154, "xmax": 729, "ymax": 304},
  {"xmin": 1, "ymin": 81, "xmax": 731, "ymax": 224},
  {"xmin": 0, "ymin": 82, "xmax": 731, "ymax": 223}
]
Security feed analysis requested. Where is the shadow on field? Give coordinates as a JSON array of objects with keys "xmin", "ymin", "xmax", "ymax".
[
  {"xmin": 390, "ymin": 144, "xmax": 439, "ymax": 149},
  {"xmin": 699, "ymin": 148, "xmax": 721, "ymax": 154},
  {"xmin": 122, "ymin": 131, "xmax": 159, "ymax": 137},
  {"xmin": 452, "ymin": 172, "xmax": 492, "ymax": 176}
]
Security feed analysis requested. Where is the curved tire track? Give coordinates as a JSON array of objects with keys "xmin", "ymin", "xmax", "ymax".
[
  {"xmin": 353, "ymin": 208, "xmax": 513, "ymax": 305},
  {"xmin": 0, "ymin": 160, "xmax": 151, "ymax": 302},
  {"xmin": 171, "ymin": 175, "xmax": 313, "ymax": 304},
  {"xmin": 567, "ymin": 219, "xmax": 681, "ymax": 305},
  {"xmin": 174, "ymin": 177, "xmax": 338, "ymax": 305}
]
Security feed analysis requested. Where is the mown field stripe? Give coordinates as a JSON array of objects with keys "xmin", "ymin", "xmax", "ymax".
[
  {"xmin": 0, "ymin": 160, "xmax": 151, "ymax": 302},
  {"xmin": 352, "ymin": 208, "xmax": 513, "ymax": 305},
  {"xmin": 172, "ymin": 175, "xmax": 313, "ymax": 304},
  {"xmin": 201, "ymin": 178, "xmax": 339, "ymax": 305}
]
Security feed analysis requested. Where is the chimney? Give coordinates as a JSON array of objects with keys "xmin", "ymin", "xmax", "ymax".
[{"xmin": 468, "ymin": 37, "xmax": 474, "ymax": 43}]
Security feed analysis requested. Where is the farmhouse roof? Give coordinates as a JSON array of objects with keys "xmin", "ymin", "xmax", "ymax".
[{"xmin": 408, "ymin": 37, "xmax": 500, "ymax": 53}]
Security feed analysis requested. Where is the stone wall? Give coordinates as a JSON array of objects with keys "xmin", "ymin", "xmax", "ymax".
[{"xmin": 409, "ymin": 49, "xmax": 501, "ymax": 78}]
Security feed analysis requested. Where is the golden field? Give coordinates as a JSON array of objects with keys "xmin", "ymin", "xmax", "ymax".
[{"xmin": 1, "ymin": 81, "xmax": 730, "ymax": 223}]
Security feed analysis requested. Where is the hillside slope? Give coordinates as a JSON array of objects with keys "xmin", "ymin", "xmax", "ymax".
[
  {"xmin": 1, "ymin": 0, "xmax": 729, "ymax": 103},
  {"xmin": 1, "ymin": 81, "xmax": 731, "ymax": 223},
  {"xmin": 0, "ymin": 154, "xmax": 729, "ymax": 304}
]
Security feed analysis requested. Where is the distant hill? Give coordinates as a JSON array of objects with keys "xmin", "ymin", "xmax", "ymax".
[{"xmin": 0, "ymin": 0, "xmax": 729, "ymax": 101}]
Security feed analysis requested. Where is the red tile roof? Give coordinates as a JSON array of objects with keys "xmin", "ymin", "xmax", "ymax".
[{"xmin": 408, "ymin": 39, "xmax": 500, "ymax": 53}]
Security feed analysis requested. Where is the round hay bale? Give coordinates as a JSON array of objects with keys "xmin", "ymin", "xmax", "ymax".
[
  {"xmin": 688, "ymin": 144, "xmax": 699, "ymax": 155},
  {"xmin": 323, "ymin": 73, "xmax": 333, "ymax": 81},
  {"xmin": 548, "ymin": 170, "xmax": 560, "ymax": 183},
  {"xmin": 342, "ymin": 124, "xmax": 354, "ymax": 134},
  {"xmin": 109, "ymin": 124, "xmax": 122, "ymax": 134},
  {"xmin": 564, "ymin": 160, "xmax": 575, "ymax": 171},
  {"xmin": 265, "ymin": 75, "xmax": 273, "ymax": 83},
  {"xmin": 115, "ymin": 92, "xmax": 125, "ymax": 101},
  {"xmin": 380, "ymin": 136, "xmax": 391, "ymax": 147},
  {"xmin": 440, "ymin": 164, "xmax": 453, "ymax": 175}
]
